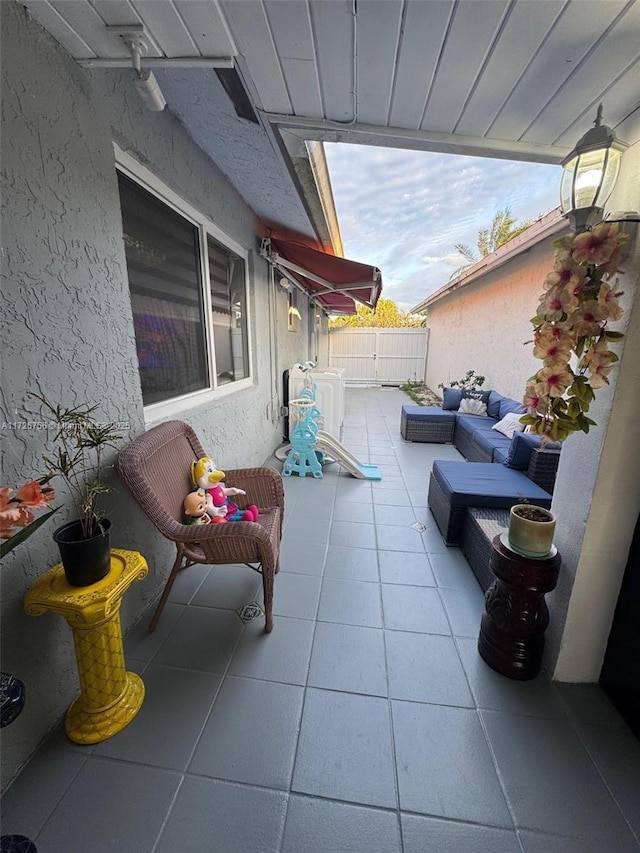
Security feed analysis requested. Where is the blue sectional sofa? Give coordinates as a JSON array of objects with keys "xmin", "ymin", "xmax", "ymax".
[
  {"xmin": 428, "ymin": 459, "xmax": 553, "ymax": 546},
  {"xmin": 401, "ymin": 388, "xmax": 562, "ymax": 546}
]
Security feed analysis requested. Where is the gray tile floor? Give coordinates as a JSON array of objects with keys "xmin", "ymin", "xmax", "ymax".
[{"xmin": 3, "ymin": 387, "xmax": 639, "ymax": 852}]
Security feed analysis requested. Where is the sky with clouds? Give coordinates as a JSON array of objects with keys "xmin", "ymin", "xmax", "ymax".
[{"xmin": 324, "ymin": 143, "xmax": 563, "ymax": 312}]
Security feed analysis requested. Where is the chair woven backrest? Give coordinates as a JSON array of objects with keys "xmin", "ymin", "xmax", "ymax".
[{"xmin": 117, "ymin": 420, "xmax": 205, "ymax": 540}]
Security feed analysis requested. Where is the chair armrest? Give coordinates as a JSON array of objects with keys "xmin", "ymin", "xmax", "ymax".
[
  {"xmin": 172, "ymin": 517, "xmax": 272, "ymax": 548},
  {"xmin": 224, "ymin": 467, "xmax": 285, "ymax": 510}
]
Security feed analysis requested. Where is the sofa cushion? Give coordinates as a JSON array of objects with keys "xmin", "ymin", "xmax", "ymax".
[
  {"xmin": 498, "ymin": 397, "xmax": 526, "ymax": 419},
  {"xmin": 462, "ymin": 389, "xmax": 491, "ymax": 404},
  {"xmin": 487, "ymin": 391, "xmax": 505, "ymax": 419},
  {"xmin": 491, "ymin": 411, "xmax": 526, "ymax": 439},
  {"xmin": 493, "ymin": 446, "xmax": 509, "ymax": 465},
  {"xmin": 459, "ymin": 396, "xmax": 488, "ymax": 416},
  {"xmin": 456, "ymin": 414, "xmax": 497, "ymax": 437},
  {"xmin": 504, "ymin": 432, "xmax": 562, "ymax": 470},
  {"xmin": 471, "ymin": 428, "xmax": 512, "ymax": 461},
  {"xmin": 401, "ymin": 405, "xmax": 456, "ymax": 423},
  {"xmin": 432, "ymin": 460, "xmax": 552, "ymax": 509},
  {"xmin": 442, "ymin": 388, "xmax": 462, "ymax": 410}
]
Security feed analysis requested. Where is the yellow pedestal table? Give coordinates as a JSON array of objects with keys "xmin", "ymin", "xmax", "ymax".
[{"xmin": 24, "ymin": 549, "xmax": 148, "ymax": 745}]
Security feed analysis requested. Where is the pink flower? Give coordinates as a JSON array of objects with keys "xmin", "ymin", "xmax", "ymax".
[
  {"xmin": 597, "ymin": 282, "xmax": 624, "ymax": 321},
  {"xmin": 534, "ymin": 365, "xmax": 574, "ymax": 398},
  {"xmin": 568, "ymin": 301, "xmax": 607, "ymax": 337},
  {"xmin": 14, "ymin": 481, "xmax": 54, "ymax": 508},
  {"xmin": 13, "ymin": 506, "xmax": 35, "ymax": 528},
  {"xmin": 537, "ymin": 287, "xmax": 579, "ymax": 322},
  {"xmin": 533, "ymin": 338, "xmax": 572, "ymax": 365},
  {"xmin": 523, "ymin": 384, "xmax": 551, "ymax": 414},
  {"xmin": 0, "ymin": 477, "xmax": 57, "ymax": 551},
  {"xmin": 588, "ymin": 364, "xmax": 613, "ymax": 389},
  {"xmin": 544, "ymin": 256, "xmax": 585, "ymax": 292},
  {"xmin": 0, "ymin": 506, "xmax": 22, "ymax": 538},
  {"xmin": 571, "ymin": 223, "xmax": 624, "ymax": 267},
  {"xmin": 580, "ymin": 341, "xmax": 618, "ymax": 380}
]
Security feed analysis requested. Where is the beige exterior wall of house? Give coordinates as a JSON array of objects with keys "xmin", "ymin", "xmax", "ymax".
[{"xmin": 424, "ymin": 232, "xmax": 567, "ymax": 399}]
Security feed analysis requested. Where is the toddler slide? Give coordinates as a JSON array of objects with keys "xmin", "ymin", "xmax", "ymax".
[{"xmin": 315, "ymin": 431, "xmax": 382, "ymax": 480}]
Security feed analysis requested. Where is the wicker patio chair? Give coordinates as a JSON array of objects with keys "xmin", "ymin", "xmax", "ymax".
[{"xmin": 117, "ymin": 420, "xmax": 284, "ymax": 633}]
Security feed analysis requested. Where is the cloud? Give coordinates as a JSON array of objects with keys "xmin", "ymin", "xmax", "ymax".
[{"xmin": 325, "ymin": 143, "xmax": 562, "ymax": 311}]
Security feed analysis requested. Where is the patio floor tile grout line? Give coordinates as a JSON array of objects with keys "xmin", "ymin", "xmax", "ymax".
[
  {"xmin": 277, "ymin": 470, "xmax": 335, "ymax": 853},
  {"xmin": 553, "ymin": 693, "xmax": 640, "ymax": 846}
]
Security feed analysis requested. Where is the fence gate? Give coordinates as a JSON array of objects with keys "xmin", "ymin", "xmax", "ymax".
[{"xmin": 328, "ymin": 328, "xmax": 429, "ymax": 384}]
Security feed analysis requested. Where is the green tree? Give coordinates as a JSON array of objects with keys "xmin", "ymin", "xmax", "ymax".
[
  {"xmin": 329, "ymin": 298, "xmax": 426, "ymax": 328},
  {"xmin": 452, "ymin": 207, "xmax": 533, "ymax": 277}
]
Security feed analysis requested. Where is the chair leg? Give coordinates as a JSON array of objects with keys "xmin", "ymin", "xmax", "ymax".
[
  {"xmin": 262, "ymin": 567, "xmax": 274, "ymax": 633},
  {"xmin": 149, "ymin": 548, "xmax": 185, "ymax": 633}
]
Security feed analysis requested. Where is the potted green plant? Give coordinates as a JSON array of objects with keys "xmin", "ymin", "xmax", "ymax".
[{"xmin": 34, "ymin": 396, "xmax": 124, "ymax": 586}]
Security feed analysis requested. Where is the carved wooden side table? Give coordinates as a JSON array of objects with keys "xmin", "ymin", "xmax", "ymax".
[
  {"xmin": 24, "ymin": 549, "xmax": 148, "ymax": 744},
  {"xmin": 478, "ymin": 534, "xmax": 561, "ymax": 680}
]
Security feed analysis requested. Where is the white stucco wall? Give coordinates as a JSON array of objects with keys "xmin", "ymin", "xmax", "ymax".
[{"xmin": 0, "ymin": 2, "xmax": 306, "ymax": 787}]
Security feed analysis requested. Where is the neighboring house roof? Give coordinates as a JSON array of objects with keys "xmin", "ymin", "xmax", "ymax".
[{"xmin": 410, "ymin": 207, "xmax": 568, "ymax": 313}]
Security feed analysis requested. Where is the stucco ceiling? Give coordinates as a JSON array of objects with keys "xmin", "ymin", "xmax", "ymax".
[{"xmin": 22, "ymin": 0, "xmax": 640, "ymax": 241}]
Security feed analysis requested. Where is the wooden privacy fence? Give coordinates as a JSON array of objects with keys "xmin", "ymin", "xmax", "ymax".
[{"xmin": 328, "ymin": 328, "xmax": 429, "ymax": 384}]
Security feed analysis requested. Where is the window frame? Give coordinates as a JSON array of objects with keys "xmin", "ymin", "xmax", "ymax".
[{"xmin": 114, "ymin": 145, "xmax": 253, "ymax": 424}]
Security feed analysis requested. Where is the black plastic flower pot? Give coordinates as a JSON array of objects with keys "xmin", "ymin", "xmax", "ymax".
[{"xmin": 52, "ymin": 519, "xmax": 112, "ymax": 587}]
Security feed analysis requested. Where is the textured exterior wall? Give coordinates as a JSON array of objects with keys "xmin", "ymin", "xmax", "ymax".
[
  {"xmin": 424, "ymin": 239, "xmax": 568, "ymax": 400},
  {"xmin": 545, "ymin": 138, "xmax": 640, "ymax": 681},
  {"xmin": 1, "ymin": 2, "xmax": 283, "ymax": 787}
]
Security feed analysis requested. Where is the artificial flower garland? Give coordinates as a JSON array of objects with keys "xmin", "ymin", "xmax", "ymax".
[
  {"xmin": 521, "ymin": 221, "xmax": 629, "ymax": 442},
  {"xmin": 0, "ymin": 475, "xmax": 57, "ymax": 557}
]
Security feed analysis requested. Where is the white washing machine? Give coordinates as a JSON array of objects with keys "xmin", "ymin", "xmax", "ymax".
[{"xmin": 288, "ymin": 365, "xmax": 345, "ymax": 440}]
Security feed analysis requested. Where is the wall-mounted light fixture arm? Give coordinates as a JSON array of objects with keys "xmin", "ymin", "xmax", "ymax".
[{"xmin": 108, "ymin": 25, "xmax": 166, "ymax": 112}]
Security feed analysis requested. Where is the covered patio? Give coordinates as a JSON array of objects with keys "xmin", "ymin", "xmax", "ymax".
[{"xmin": 2, "ymin": 387, "xmax": 639, "ymax": 852}]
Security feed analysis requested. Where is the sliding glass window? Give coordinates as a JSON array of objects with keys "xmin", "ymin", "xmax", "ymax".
[{"xmin": 117, "ymin": 169, "xmax": 251, "ymax": 411}]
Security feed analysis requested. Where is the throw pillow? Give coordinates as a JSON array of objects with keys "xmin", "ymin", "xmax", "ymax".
[
  {"xmin": 498, "ymin": 397, "xmax": 525, "ymax": 420},
  {"xmin": 459, "ymin": 397, "xmax": 488, "ymax": 416},
  {"xmin": 491, "ymin": 411, "xmax": 526, "ymax": 439},
  {"xmin": 459, "ymin": 388, "xmax": 490, "ymax": 416},
  {"xmin": 442, "ymin": 388, "xmax": 462, "ymax": 410},
  {"xmin": 487, "ymin": 391, "xmax": 504, "ymax": 419},
  {"xmin": 461, "ymin": 388, "xmax": 491, "ymax": 405}
]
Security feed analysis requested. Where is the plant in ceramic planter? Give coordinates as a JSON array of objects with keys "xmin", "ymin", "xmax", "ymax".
[
  {"xmin": 34, "ymin": 396, "xmax": 125, "ymax": 586},
  {"xmin": 508, "ymin": 504, "xmax": 556, "ymax": 559}
]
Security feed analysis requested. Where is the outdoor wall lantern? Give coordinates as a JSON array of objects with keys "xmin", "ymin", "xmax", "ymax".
[{"xmin": 560, "ymin": 104, "xmax": 627, "ymax": 232}]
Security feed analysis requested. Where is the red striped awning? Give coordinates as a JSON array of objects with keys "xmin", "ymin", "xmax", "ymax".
[{"xmin": 262, "ymin": 238, "xmax": 382, "ymax": 314}]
